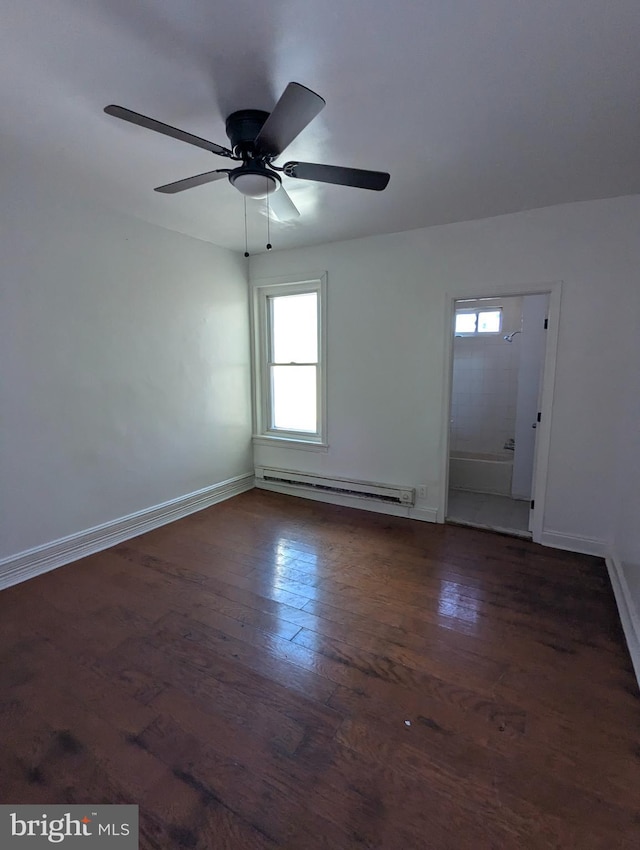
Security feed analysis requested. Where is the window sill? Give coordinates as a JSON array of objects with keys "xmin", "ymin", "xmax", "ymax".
[
  {"xmin": 455, "ymin": 332, "xmax": 502, "ymax": 338},
  {"xmin": 252, "ymin": 435, "xmax": 329, "ymax": 453}
]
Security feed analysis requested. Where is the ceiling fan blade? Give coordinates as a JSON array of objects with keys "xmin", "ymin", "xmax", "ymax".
[
  {"xmin": 104, "ymin": 105, "xmax": 233, "ymax": 157},
  {"xmin": 255, "ymin": 83, "xmax": 325, "ymax": 157},
  {"xmin": 268, "ymin": 185, "xmax": 300, "ymax": 220},
  {"xmin": 284, "ymin": 161, "xmax": 390, "ymax": 191},
  {"xmin": 154, "ymin": 170, "xmax": 229, "ymax": 194}
]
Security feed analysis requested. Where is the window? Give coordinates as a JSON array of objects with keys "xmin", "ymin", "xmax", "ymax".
[
  {"xmin": 251, "ymin": 274, "xmax": 327, "ymax": 448},
  {"xmin": 454, "ymin": 308, "xmax": 502, "ymax": 336}
]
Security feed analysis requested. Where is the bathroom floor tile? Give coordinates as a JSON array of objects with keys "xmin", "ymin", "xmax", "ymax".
[{"xmin": 446, "ymin": 489, "xmax": 531, "ymax": 537}]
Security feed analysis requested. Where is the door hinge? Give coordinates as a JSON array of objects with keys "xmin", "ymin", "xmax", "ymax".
[
  {"xmin": 537, "ymin": 411, "xmax": 542, "ymax": 423},
  {"xmin": 544, "ymin": 317, "xmax": 548, "ymax": 329},
  {"xmin": 530, "ymin": 500, "xmax": 535, "ymax": 509}
]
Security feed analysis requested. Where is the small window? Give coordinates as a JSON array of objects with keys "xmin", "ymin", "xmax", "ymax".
[
  {"xmin": 252, "ymin": 274, "xmax": 327, "ymax": 447},
  {"xmin": 455, "ymin": 308, "xmax": 502, "ymax": 336}
]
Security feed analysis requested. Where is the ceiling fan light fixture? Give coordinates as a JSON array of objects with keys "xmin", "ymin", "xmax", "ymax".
[{"xmin": 229, "ymin": 169, "xmax": 280, "ymax": 199}]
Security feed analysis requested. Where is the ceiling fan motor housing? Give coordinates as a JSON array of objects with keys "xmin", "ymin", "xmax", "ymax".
[{"xmin": 225, "ymin": 109, "xmax": 269, "ymax": 158}]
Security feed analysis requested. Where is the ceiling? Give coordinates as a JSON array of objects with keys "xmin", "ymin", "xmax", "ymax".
[{"xmin": 3, "ymin": 0, "xmax": 639, "ymax": 253}]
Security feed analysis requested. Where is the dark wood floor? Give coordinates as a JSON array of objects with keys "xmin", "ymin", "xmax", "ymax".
[{"xmin": 1, "ymin": 490, "xmax": 639, "ymax": 848}]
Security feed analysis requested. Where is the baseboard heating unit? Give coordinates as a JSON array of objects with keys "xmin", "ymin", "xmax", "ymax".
[{"xmin": 255, "ymin": 467, "xmax": 415, "ymax": 507}]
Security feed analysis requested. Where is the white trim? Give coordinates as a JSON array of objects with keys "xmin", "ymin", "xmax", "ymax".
[
  {"xmin": 538, "ymin": 529, "xmax": 607, "ymax": 557},
  {"xmin": 0, "ymin": 473, "xmax": 254, "ymax": 592},
  {"xmin": 439, "ymin": 280, "xmax": 562, "ymax": 543},
  {"xmin": 529, "ymin": 287, "xmax": 561, "ymax": 541},
  {"xmin": 606, "ymin": 555, "xmax": 640, "ymax": 689},
  {"xmin": 250, "ymin": 271, "xmax": 328, "ymax": 446},
  {"xmin": 252, "ymin": 435, "xmax": 329, "ymax": 452},
  {"xmin": 249, "ymin": 270, "xmax": 329, "ymax": 288},
  {"xmin": 409, "ymin": 507, "xmax": 439, "ymax": 523}
]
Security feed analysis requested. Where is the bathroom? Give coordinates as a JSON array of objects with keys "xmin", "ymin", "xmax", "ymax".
[{"xmin": 447, "ymin": 293, "xmax": 548, "ymax": 536}]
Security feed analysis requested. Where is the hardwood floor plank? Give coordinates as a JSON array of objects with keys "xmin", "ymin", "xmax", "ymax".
[
  {"xmin": 132, "ymin": 712, "xmax": 356, "ymax": 849},
  {"xmin": 140, "ymin": 770, "xmax": 279, "ymax": 850},
  {"xmin": 95, "ymin": 634, "xmax": 342, "ymax": 736},
  {"xmin": 292, "ymin": 622, "xmax": 507, "ymax": 691},
  {"xmin": 127, "ymin": 541, "xmax": 314, "ymax": 609},
  {"xmin": 293, "ymin": 593, "xmax": 628, "ymax": 684},
  {"xmin": 155, "ymin": 611, "xmax": 347, "ymax": 695},
  {"xmin": 113, "ymin": 614, "xmax": 337, "ymax": 704}
]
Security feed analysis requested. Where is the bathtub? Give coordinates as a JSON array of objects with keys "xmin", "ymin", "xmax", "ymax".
[{"xmin": 449, "ymin": 450, "xmax": 513, "ymax": 496}]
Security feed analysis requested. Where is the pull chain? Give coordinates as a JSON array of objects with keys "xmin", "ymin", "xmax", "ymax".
[
  {"xmin": 266, "ymin": 178, "xmax": 272, "ymax": 251},
  {"xmin": 243, "ymin": 196, "xmax": 249, "ymax": 258}
]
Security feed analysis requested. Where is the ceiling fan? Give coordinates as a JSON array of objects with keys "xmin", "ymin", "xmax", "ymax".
[{"xmin": 104, "ymin": 82, "xmax": 390, "ymax": 221}]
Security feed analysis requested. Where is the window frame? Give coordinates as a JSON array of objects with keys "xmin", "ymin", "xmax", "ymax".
[
  {"xmin": 251, "ymin": 272, "xmax": 328, "ymax": 450},
  {"xmin": 454, "ymin": 306, "xmax": 503, "ymax": 337}
]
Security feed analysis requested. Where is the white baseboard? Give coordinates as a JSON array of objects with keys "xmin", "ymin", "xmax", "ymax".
[
  {"xmin": 0, "ymin": 473, "xmax": 255, "ymax": 592},
  {"xmin": 409, "ymin": 506, "xmax": 439, "ymax": 523},
  {"xmin": 606, "ymin": 555, "xmax": 640, "ymax": 690},
  {"xmin": 538, "ymin": 529, "xmax": 607, "ymax": 557},
  {"xmin": 256, "ymin": 479, "xmax": 435, "ymax": 521}
]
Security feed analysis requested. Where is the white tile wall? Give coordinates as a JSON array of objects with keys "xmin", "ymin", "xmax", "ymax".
[{"xmin": 450, "ymin": 296, "xmax": 522, "ymax": 456}]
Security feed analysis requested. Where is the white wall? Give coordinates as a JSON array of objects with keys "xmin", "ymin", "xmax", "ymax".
[
  {"xmin": 611, "ymin": 273, "xmax": 640, "ymax": 564},
  {"xmin": 250, "ymin": 195, "xmax": 640, "ymax": 552},
  {"xmin": 0, "ymin": 157, "xmax": 252, "ymax": 560},
  {"xmin": 609, "ymin": 265, "xmax": 640, "ymax": 682}
]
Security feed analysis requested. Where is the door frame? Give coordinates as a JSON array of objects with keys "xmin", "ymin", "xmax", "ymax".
[{"xmin": 438, "ymin": 281, "xmax": 563, "ymax": 544}]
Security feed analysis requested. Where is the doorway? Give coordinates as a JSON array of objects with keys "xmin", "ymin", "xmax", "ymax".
[{"xmin": 443, "ymin": 289, "xmax": 556, "ymax": 540}]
